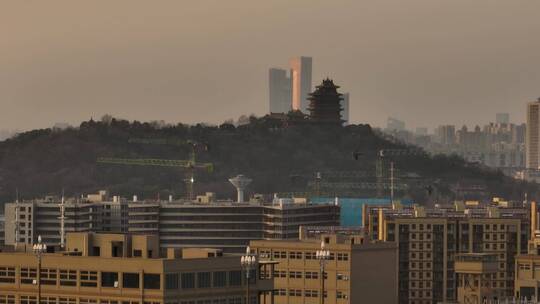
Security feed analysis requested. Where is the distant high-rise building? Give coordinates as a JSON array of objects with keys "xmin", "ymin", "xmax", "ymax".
[
  {"xmin": 268, "ymin": 68, "xmax": 292, "ymax": 113},
  {"xmin": 342, "ymin": 92, "xmax": 350, "ymax": 125},
  {"xmin": 289, "ymin": 56, "xmax": 312, "ymax": 112},
  {"xmin": 386, "ymin": 117, "xmax": 405, "ymax": 132},
  {"xmin": 526, "ymin": 99, "xmax": 540, "ymax": 170},
  {"xmin": 415, "ymin": 127, "xmax": 428, "ymax": 136},
  {"xmin": 435, "ymin": 125, "xmax": 456, "ymax": 145},
  {"xmin": 496, "ymin": 113, "xmax": 510, "ymax": 124}
]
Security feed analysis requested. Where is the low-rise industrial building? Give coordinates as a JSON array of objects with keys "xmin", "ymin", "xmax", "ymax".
[
  {"xmin": 0, "ymin": 232, "xmax": 274, "ymax": 304},
  {"xmin": 4, "ymin": 192, "xmax": 340, "ymax": 253},
  {"xmin": 129, "ymin": 197, "xmax": 340, "ymax": 252}
]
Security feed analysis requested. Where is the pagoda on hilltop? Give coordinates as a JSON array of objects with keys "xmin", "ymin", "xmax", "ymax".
[{"xmin": 307, "ymin": 78, "xmax": 344, "ymax": 126}]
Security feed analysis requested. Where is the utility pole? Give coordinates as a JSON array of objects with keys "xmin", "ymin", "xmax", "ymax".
[
  {"xmin": 58, "ymin": 191, "xmax": 66, "ymax": 248},
  {"xmin": 316, "ymin": 241, "xmax": 330, "ymax": 304},
  {"xmin": 390, "ymin": 161, "xmax": 395, "ymax": 206},
  {"xmin": 33, "ymin": 235, "xmax": 47, "ymax": 304},
  {"xmin": 241, "ymin": 246, "xmax": 258, "ymax": 304}
]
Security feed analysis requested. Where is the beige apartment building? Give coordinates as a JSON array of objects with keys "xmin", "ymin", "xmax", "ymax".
[
  {"xmin": 0, "ymin": 232, "xmax": 274, "ymax": 304},
  {"xmin": 249, "ymin": 226, "xmax": 398, "ymax": 304},
  {"xmin": 514, "ymin": 202, "xmax": 540, "ymax": 301},
  {"xmin": 364, "ymin": 202, "xmax": 530, "ymax": 304},
  {"xmin": 454, "ymin": 253, "xmax": 501, "ymax": 304}
]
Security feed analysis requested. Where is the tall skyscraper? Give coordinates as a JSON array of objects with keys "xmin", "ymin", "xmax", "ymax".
[
  {"xmin": 268, "ymin": 68, "xmax": 292, "ymax": 113},
  {"xmin": 526, "ymin": 99, "xmax": 540, "ymax": 169},
  {"xmin": 289, "ymin": 56, "xmax": 312, "ymax": 112},
  {"xmin": 342, "ymin": 92, "xmax": 350, "ymax": 125},
  {"xmin": 496, "ymin": 112, "xmax": 510, "ymax": 124}
]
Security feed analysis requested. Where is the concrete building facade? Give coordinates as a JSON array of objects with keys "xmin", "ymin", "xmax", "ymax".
[
  {"xmin": 364, "ymin": 202, "xmax": 530, "ymax": 304},
  {"xmin": 250, "ymin": 227, "xmax": 398, "ymax": 304},
  {"xmin": 289, "ymin": 56, "xmax": 312, "ymax": 113},
  {"xmin": 269, "ymin": 68, "xmax": 292, "ymax": 114},
  {"xmin": 526, "ymin": 99, "xmax": 540, "ymax": 170},
  {"xmin": 4, "ymin": 192, "xmax": 129, "ymax": 247},
  {"xmin": 128, "ymin": 199, "xmax": 340, "ymax": 253},
  {"xmin": 0, "ymin": 232, "xmax": 274, "ymax": 304}
]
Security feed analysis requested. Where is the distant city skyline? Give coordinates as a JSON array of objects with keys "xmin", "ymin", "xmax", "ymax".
[{"xmin": 2, "ymin": 1, "xmax": 540, "ymax": 131}]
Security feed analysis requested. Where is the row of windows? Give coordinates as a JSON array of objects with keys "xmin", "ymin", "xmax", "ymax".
[
  {"xmin": 273, "ymin": 270, "xmax": 349, "ymax": 280},
  {"xmin": 410, "ymin": 281, "xmax": 432, "ymax": 289},
  {"xmin": 410, "ymin": 252, "xmax": 432, "ymax": 259},
  {"xmin": 410, "ymin": 243, "xmax": 432, "ymax": 250},
  {"xmin": 0, "ymin": 295, "xmax": 166, "ymax": 304},
  {"xmin": 273, "ymin": 289, "xmax": 348, "ymax": 298},
  {"xmin": 409, "ymin": 262, "xmax": 432, "ymax": 269},
  {"xmin": 485, "ymin": 243, "xmax": 506, "ymax": 250},
  {"xmin": 410, "ymin": 290, "xmax": 432, "ymax": 298},
  {"xmin": 0, "ymin": 268, "xmax": 161, "ymax": 290},
  {"xmin": 0, "ymin": 295, "xmax": 15, "ymax": 304},
  {"xmin": 269, "ymin": 251, "xmax": 349, "ymax": 261},
  {"xmin": 165, "ymin": 271, "xmax": 244, "ymax": 290}
]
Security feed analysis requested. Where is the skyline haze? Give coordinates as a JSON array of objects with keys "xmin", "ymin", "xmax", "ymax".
[{"xmin": 2, "ymin": 0, "xmax": 540, "ymax": 131}]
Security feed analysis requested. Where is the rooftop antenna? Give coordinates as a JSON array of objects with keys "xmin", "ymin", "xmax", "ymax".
[
  {"xmin": 58, "ymin": 189, "xmax": 67, "ymax": 248},
  {"xmin": 229, "ymin": 175, "xmax": 252, "ymax": 203}
]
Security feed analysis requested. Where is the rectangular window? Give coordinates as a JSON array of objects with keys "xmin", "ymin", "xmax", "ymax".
[
  {"xmin": 40, "ymin": 268, "xmax": 57, "ymax": 285},
  {"xmin": 213, "ymin": 271, "xmax": 227, "ymax": 287},
  {"xmin": 101, "ymin": 272, "xmax": 119, "ymax": 287},
  {"xmin": 304, "ymin": 252, "xmax": 316, "ymax": 260},
  {"xmin": 337, "ymin": 291, "xmax": 348, "ymax": 299},
  {"xmin": 305, "ymin": 271, "xmax": 318, "ymax": 279},
  {"xmin": 143, "ymin": 274, "xmax": 160, "ymax": 290},
  {"xmin": 20, "ymin": 268, "xmax": 37, "ymax": 284},
  {"xmin": 59, "ymin": 269, "xmax": 77, "ymax": 286},
  {"xmin": 123, "ymin": 273, "xmax": 139, "ymax": 289},
  {"xmin": 0, "ymin": 295, "xmax": 15, "ymax": 304},
  {"xmin": 133, "ymin": 250, "xmax": 142, "ymax": 257},
  {"xmin": 197, "ymin": 272, "xmax": 211, "ymax": 288},
  {"xmin": 0, "ymin": 267, "xmax": 16, "ymax": 284},
  {"xmin": 80, "ymin": 271, "xmax": 98, "ymax": 287},
  {"xmin": 273, "ymin": 270, "xmax": 287, "ymax": 278},
  {"xmin": 20, "ymin": 296, "xmax": 37, "ymax": 304},
  {"xmin": 181, "ymin": 273, "xmax": 196, "ymax": 289},
  {"xmin": 273, "ymin": 289, "xmax": 286, "ymax": 296},
  {"xmin": 229, "ymin": 271, "xmax": 242, "ymax": 286},
  {"xmin": 288, "ymin": 271, "xmax": 302, "ymax": 279},
  {"xmin": 289, "ymin": 252, "xmax": 303, "ymax": 259},
  {"xmin": 288, "ymin": 289, "xmax": 302, "ymax": 297},
  {"xmin": 337, "ymin": 253, "xmax": 349, "ymax": 261},
  {"xmin": 165, "ymin": 273, "xmax": 178, "ymax": 290}
]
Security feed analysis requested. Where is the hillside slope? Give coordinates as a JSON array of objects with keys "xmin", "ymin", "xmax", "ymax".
[{"xmin": 0, "ymin": 117, "xmax": 536, "ymax": 204}]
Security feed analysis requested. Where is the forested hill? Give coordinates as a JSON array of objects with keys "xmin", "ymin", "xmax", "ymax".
[{"xmin": 0, "ymin": 117, "xmax": 537, "ymax": 205}]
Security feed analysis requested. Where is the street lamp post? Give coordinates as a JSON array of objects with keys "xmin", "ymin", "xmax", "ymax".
[
  {"xmin": 32, "ymin": 235, "xmax": 47, "ymax": 304},
  {"xmin": 241, "ymin": 246, "xmax": 258, "ymax": 304},
  {"xmin": 316, "ymin": 241, "xmax": 330, "ymax": 304}
]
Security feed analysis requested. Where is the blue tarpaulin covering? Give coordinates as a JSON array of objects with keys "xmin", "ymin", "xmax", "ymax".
[{"xmin": 311, "ymin": 197, "xmax": 413, "ymax": 227}]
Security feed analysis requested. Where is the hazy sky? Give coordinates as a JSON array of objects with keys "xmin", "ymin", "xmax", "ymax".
[{"xmin": 2, "ymin": 0, "xmax": 540, "ymax": 131}]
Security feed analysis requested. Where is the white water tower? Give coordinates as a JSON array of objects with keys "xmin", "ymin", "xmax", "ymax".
[{"xmin": 229, "ymin": 175, "xmax": 252, "ymax": 203}]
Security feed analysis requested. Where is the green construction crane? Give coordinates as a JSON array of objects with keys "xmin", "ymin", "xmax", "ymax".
[{"xmin": 97, "ymin": 138, "xmax": 213, "ymax": 200}]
